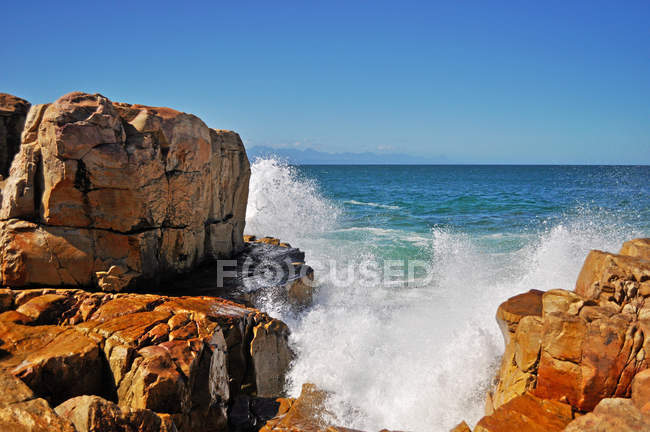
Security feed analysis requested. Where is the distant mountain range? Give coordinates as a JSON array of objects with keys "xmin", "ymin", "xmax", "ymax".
[{"xmin": 246, "ymin": 146, "xmax": 449, "ymax": 165}]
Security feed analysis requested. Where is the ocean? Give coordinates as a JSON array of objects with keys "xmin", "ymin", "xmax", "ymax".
[{"xmin": 244, "ymin": 159, "xmax": 650, "ymax": 431}]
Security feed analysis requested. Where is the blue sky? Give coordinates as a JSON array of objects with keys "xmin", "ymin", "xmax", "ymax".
[{"xmin": 3, "ymin": 1, "xmax": 649, "ymax": 164}]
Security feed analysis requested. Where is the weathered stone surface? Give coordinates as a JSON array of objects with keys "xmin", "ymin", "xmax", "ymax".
[
  {"xmin": 250, "ymin": 319, "xmax": 293, "ymax": 397},
  {"xmin": 449, "ymin": 421, "xmax": 472, "ymax": 432},
  {"xmin": 620, "ymin": 238, "xmax": 650, "ymax": 261},
  {"xmin": 480, "ymin": 239, "xmax": 650, "ymax": 431},
  {"xmin": 0, "ymin": 398, "xmax": 77, "ymax": 432},
  {"xmin": 632, "ymin": 368, "xmax": 650, "ymax": 413},
  {"xmin": 259, "ymin": 384, "xmax": 331, "ymax": 432},
  {"xmin": 0, "ymin": 370, "xmax": 76, "ymax": 432},
  {"xmin": 474, "ymin": 392, "xmax": 573, "ymax": 432},
  {"xmin": 495, "ymin": 289, "xmax": 543, "ymax": 343},
  {"xmin": 0, "ymin": 92, "xmax": 250, "ymax": 291},
  {"xmin": 0, "ymin": 93, "xmax": 30, "ymax": 179},
  {"xmin": 55, "ymin": 394, "xmax": 176, "ymax": 432},
  {"xmin": 575, "ymin": 249, "xmax": 650, "ymax": 302},
  {"xmin": 563, "ymin": 398, "xmax": 650, "ymax": 432},
  {"xmin": 0, "ymin": 288, "xmax": 291, "ymax": 432},
  {"xmin": 0, "ymin": 322, "xmax": 105, "ymax": 405}
]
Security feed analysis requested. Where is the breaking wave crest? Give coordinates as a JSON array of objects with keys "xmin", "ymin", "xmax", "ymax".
[{"xmin": 245, "ymin": 157, "xmax": 645, "ymax": 431}]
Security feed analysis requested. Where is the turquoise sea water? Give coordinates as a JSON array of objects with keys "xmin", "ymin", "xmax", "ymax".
[{"xmin": 245, "ymin": 160, "xmax": 649, "ymax": 432}]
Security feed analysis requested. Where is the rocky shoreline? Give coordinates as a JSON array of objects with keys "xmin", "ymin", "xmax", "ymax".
[
  {"xmin": 2, "ymin": 91, "xmax": 650, "ymax": 432},
  {"xmin": 452, "ymin": 238, "xmax": 650, "ymax": 432}
]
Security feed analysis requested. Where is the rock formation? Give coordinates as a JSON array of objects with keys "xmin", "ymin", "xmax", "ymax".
[
  {"xmin": 0, "ymin": 93, "xmax": 30, "ymax": 179},
  {"xmin": 457, "ymin": 238, "xmax": 650, "ymax": 431},
  {"xmin": 0, "ymin": 92, "xmax": 250, "ymax": 291},
  {"xmin": 0, "ymin": 287, "xmax": 291, "ymax": 432}
]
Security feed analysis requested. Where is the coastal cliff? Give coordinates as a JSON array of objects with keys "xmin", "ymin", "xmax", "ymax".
[{"xmin": 0, "ymin": 92, "xmax": 250, "ymax": 291}]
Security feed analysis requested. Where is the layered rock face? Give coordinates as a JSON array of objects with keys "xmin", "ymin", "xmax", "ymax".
[
  {"xmin": 0, "ymin": 288, "xmax": 291, "ymax": 432},
  {"xmin": 463, "ymin": 238, "xmax": 650, "ymax": 431},
  {"xmin": 0, "ymin": 92, "xmax": 250, "ymax": 291},
  {"xmin": 0, "ymin": 93, "xmax": 30, "ymax": 179}
]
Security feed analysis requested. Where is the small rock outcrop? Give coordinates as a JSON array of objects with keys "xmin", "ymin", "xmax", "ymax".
[{"xmin": 0, "ymin": 92, "xmax": 250, "ymax": 291}]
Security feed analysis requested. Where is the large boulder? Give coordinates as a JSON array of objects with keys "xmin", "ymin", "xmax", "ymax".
[{"xmin": 0, "ymin": 92, "xmax": 250, "ymax": 291}]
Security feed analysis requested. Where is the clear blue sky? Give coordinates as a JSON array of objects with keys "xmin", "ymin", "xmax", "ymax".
[{"xmin": 3, "ymin": 1, "xmax": 649, "ymax": 164}]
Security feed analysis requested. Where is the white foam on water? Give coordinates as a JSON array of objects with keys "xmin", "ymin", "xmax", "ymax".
[
  {"xmin": 245, "ymin": 157, "xmax": 645, "ymax": 432},
  {"xmin": 344, "ymin": 200, "xmax": 401, "ymax": 210}
]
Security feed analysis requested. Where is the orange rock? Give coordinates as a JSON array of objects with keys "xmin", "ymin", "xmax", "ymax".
[
  {"xmin": 620, "ymin": 238, "xmax": 650, "ymax": 261},
  {"xmin": 257, "ymin": 237, "xmax": 281, "ymax": 246},
  {"xmin": 0, "ymin": 92, "xmax": 251, "ymax": 291},
  {"xmin": 563, "ymin": 398, "xmax": 650, "ymax": 431},
  {"xmin": 495, "ymin": 289, "xmax": 543, "ymax": 343},
  {"xmin": 259, "ymin": 383, "xmax": 331, "ymax": 432},
  {"xmin": 0, "ymin": 398, "xmax": 77, "ymax": 432},
  {"xmin": 54, "ymin": 395, "xmax": 172, "ymax": 432},
  {"xmin": 0, "ymin": 322, "xmax": 105, "ymax": 405},
  {"xmin": 0, "ymin": 288, "xmax": 292, "ymax": 432},
  {"xmin": 450, "ymin": 421, "xmax": 472, "ymax": 432},
  {"xmin": 15, "ymin": 293, "xmax": 70, "ymax": 324},
  {"xmin": 632, "ymin": 369, "xmax": 650, "ymax": 413},
  {"xmin": 474, "ymin": 392, "xmax": 573, "ymax": 432},
  {"xmin": 251, "ymin": 319, "xmax": 293, "ymax": 397},
  {"xmin": 575, "ymin": 250, "xmax": 650, "ymax": 302}
]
